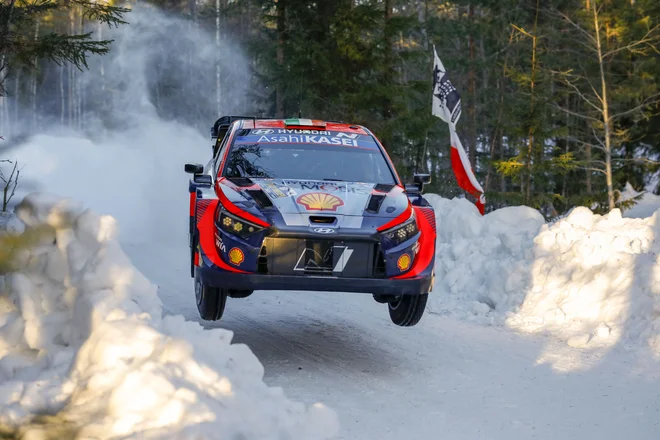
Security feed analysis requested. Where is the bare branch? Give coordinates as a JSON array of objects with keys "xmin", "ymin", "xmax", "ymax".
[
  {"xmin": 610, "ymin": 93, "xmax": 660, "ymax": 121},
  {"xmin": 555, "ymin": 73, "xmax": 603, "ymax": 113},
  {"xmin": 577, "ymin": 166, "xmax": 607, "ymax": 175},
  {"xmin": 603, "ymin": 25, "xmax": 660, "ymax": 58},
  {"xmin": 555, "ymin": 10, "xmax": 597, "ymax": 45},
  {"xmin": 612, "ymin": 158, "xmax": 660, "ymax": 165},
  {"xmin": 552, "ymin": 104, "xmax": 602, "ymax": 123}
]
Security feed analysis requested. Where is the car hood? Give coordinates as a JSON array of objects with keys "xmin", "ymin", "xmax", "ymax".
[{"xmin": 218, "ymin": 178, "xmax": 409, "ymax": 223}]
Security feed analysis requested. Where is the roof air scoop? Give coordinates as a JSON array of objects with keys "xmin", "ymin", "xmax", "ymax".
[{"xmin": 374, "ymin": 183, "xmax": 395, "ymax": 193}]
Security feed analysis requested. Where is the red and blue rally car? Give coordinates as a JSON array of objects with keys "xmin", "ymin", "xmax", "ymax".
[{"xmin": 185, "ymin": 117, "xmax": 436, "ymax": 327}]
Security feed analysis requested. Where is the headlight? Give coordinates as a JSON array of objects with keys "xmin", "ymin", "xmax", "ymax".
[
  {"xmin": 381, "ymin": 215, "xmax": 419, "ymax": 246},
  {"xmin": 217, "ymin": 209, "xmax": 264, "ymax": 239}
]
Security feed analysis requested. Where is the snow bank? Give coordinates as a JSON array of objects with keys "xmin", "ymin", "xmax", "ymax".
[
  {"xmin": 0, "ymin": 193, "xmax": 338, "ymax": 439},
  {"xmin": 620, "ymin": 182, "xmax": 660, "ymax": 219},
  {"xmin": 427, "ymin": 194, "xmax": 660, "ymax": 353}
]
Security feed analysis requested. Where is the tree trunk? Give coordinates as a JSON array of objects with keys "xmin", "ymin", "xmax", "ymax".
[
  {"xmin": 592, "ymin": 1, "xmax": 615, "ymax": 210},
  {"xmin": 0, "ymin": 0, "xmax": 17, "ymax": 96},
  {"xmin": 13, "ymin": 67, "xmax": 20, "ymax": 131},
  {"xmin": 585, "ymin": 143, "xmax": 592, "ymax": 194},
  {"xmin": 467, "ymin": 3, "xmax": 477, "ymax": 168},
  {"xmin": 500, "ymin": 134, "xmax": 506, "ymax": 192},
  {"xmin": 383, "ymin": 0, "xmax": 394, "ymax": 118},
  {"xmin": 216, "ymin": 0, "xmax": 221, "ymax": 115},
  {"xmin": 60, "ymin": 64, "xmax": 65, "ymax": 127},
  {"xmin": 524, "ymin": 0, "xmax": 541, "ymax": 203},
  {"xmin": 77, "ymin": 8, "xmax": 83, "ymax": 130},
  {"xmin": 276, "ymin": 0, "xmax": 286, "ymax": 117},
  {"xmin": 31, "ymin": 20, "xmax": 40, "ymax": 131},
  {"xmin": 68, "ymin": 9, "xmax": 74, "ymax": 128},
  {"xmin": 485, "ymin": 28, "xmax": 515, "ymax": 193}
]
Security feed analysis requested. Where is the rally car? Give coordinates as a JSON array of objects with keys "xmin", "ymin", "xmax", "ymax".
[{"xmin": 184, "ymin": 116, "xmax": 436, "ymax": 327}]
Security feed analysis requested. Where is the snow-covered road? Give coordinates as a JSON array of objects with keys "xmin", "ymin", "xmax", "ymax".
[{"xmin": 127, "ymin": 242, "xmax": 660, "ymax": 440}]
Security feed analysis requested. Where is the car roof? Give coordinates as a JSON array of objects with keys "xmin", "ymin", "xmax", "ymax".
[{"xmin": 239, "ymin": 118, "xmax": 369, "ymax": 135}]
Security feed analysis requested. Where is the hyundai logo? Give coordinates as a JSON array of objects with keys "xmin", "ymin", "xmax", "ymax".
[
  {"xmin": 252, "ymin": 129, "xmax": 275, "ymax": 135},
  {"xmin": 313, "ymin": 227, "xmax": 336, "ymax": 234}
]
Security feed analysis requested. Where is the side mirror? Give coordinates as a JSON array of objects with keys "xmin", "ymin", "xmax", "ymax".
[
  {"xmin": 193, "ymin": 174, "xmax": 213, "ymax": 186},
  {"xmin": 404, "ymin": 184, "xmax": 421, "ymax": 195},
  {"xmin": 413, "ymin": 173, "xmax": 431, "ymax": 191},
  {"xmin": 185, "ymin": 163, "xmax": 204, "ymax": 174}
]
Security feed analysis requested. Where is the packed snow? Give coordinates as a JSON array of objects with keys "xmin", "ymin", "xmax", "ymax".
[
  {"xmin": 427, "ymin": 193, "xmax": 660, "ymax": 354},
  {"xmin": 0, "ymin": 193, "xmax": 338, "ymax": 439},
  {"xmin": 620, "ymin": 182, "xmax": 660, "ymax": 219}
]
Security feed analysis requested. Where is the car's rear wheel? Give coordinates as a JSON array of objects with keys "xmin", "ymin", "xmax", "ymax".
[
  {"xmin": 194, "ymin": 271, "xmax": 227, "ymax": 321},
  {"xmin": 388, "ymin": 294, "xmax": 428, "ymax": 327}
]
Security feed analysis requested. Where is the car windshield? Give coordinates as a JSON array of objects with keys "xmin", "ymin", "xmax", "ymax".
[{"xmin": 222, "ymin": 128, "xmax": 397, "ymax": 184}]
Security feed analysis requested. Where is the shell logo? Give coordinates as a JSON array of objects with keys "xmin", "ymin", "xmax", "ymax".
[
  {"xmin": 397, "ymin": 253, "xmax": 411, "ymax": 271},
  {"xmin": 296, "ymin": 192, "xmax": 344, "ymax": 211},
  {"xmin": 228, "ymin": 247, "xmax": 245, "ymax": 266}
]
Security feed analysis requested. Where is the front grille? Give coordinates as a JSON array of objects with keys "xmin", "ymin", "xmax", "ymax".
[
  {"xmin": 257, "ymin": 245, "xmax": 268, "ymax": 274},
  {"xmin": 373, "ymin": 244, "xmax": 386, "ymax": 277},
  {"xmin": 258, "ymin": 237, "xmax": 381, "ymax": 278}
]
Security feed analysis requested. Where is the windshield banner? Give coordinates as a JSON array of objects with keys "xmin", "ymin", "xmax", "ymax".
[{"xmin": 234, "ymin": 130, "xmax": 380, "ymax": 150}]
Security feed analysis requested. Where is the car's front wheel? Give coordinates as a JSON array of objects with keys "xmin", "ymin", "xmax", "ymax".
[
  {"xmin": 388, "ymin": 294, "xmax": 428, "ymax": 327},
  {"xmin": 194, "ymin": 271, "xmax": 227, "ymax": 321}
]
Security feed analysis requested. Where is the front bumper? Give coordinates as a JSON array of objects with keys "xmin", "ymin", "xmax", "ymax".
[{"xmin": 196, "ymin": 265, "xmax": 433, "ymax": 296}]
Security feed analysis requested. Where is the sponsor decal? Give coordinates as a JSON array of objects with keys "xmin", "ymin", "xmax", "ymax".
[
  {"xmin": 293, "ymin": 245, "xmax": 353, "ymax": 272},
  {"xmin": 333, "ymin": 246, "xmax": 354, "ymax": 272},
  {"xmin": 215, "ymin": 232, "xmax": 227, "ymax": 253},
  {"xmin": 262, "ymin": 182, "xmax": 287, "ymax": 199},
  {"xmin": 235, "ymin": 130, "xmax": 379, "ymax": 150},
  {"xmin": 282, "ymin": 180, "xmax": 371, "ymax": 195},
  {"xmin": 296, "ymin": 192, "xmax": 344, "ymax": 211},
  {"xmin": 256, "ymin": 134, "xmax": 359, "ymax": 147},
  {"xmin": 228, "ymin": 247, "xmax": 245, "ymax": 266},
  {"xmin": 312, "ymin": 227, "xmax": 336, "ymax": 234},
  {"xmin": 397, "ymin": 253, "xmax": 412, "ymax": 271},
  {"xmin": 275, "ymin": 129, "xmax": 331, "ymax": 135}
]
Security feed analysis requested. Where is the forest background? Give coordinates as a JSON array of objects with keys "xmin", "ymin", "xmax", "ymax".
[{"xmin": 1, "ymin": 0, "xmax": 659, "ymax": 218}]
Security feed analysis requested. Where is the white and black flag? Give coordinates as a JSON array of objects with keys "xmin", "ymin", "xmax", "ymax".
[
  {"xmin": 432, "ymin": 45, "xmax": 462, "ymax": 127},
  {"xmin": 431, "ymin": 45, "xmax": 485, "ymax": 215}
]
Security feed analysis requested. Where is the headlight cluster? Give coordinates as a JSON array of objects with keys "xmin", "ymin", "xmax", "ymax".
[
  {"xmin": 217, "ymin": 209, "xmax": 264, "ymax": 240},
  {"xmin": 382, "ymin": 216, "xmax": 419, "ymax": 246}
]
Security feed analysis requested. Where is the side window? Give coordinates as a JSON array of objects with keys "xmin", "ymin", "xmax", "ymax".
[{"xmin": 213, "ymin": 124, "xmax": 235, "ymax": 177}]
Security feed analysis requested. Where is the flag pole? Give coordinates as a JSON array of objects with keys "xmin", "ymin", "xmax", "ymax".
[{"xmin": 431, "ymin": 45, "xmax": 485, "ymax": 215}]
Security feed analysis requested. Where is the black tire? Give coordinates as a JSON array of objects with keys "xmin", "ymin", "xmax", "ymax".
[
  {"xmin": 388, "ymin": 294, "xmax": 428, "ymax": 327},
  {"xmin": 194, "ymin": 271, "xmax": 227, "ymax": 321},
  {"xmin": 228, "ymin": 289, "xmax": 254, "ymax": 299},
  {"xmin": 190, "ymin": 231, "xmax": 197, "ymax": 278}
]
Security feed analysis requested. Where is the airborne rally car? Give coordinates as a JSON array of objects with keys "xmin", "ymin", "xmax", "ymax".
[{"xmin": 185, "ymin": 117, "xmax": 436, "ymax": 327}]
